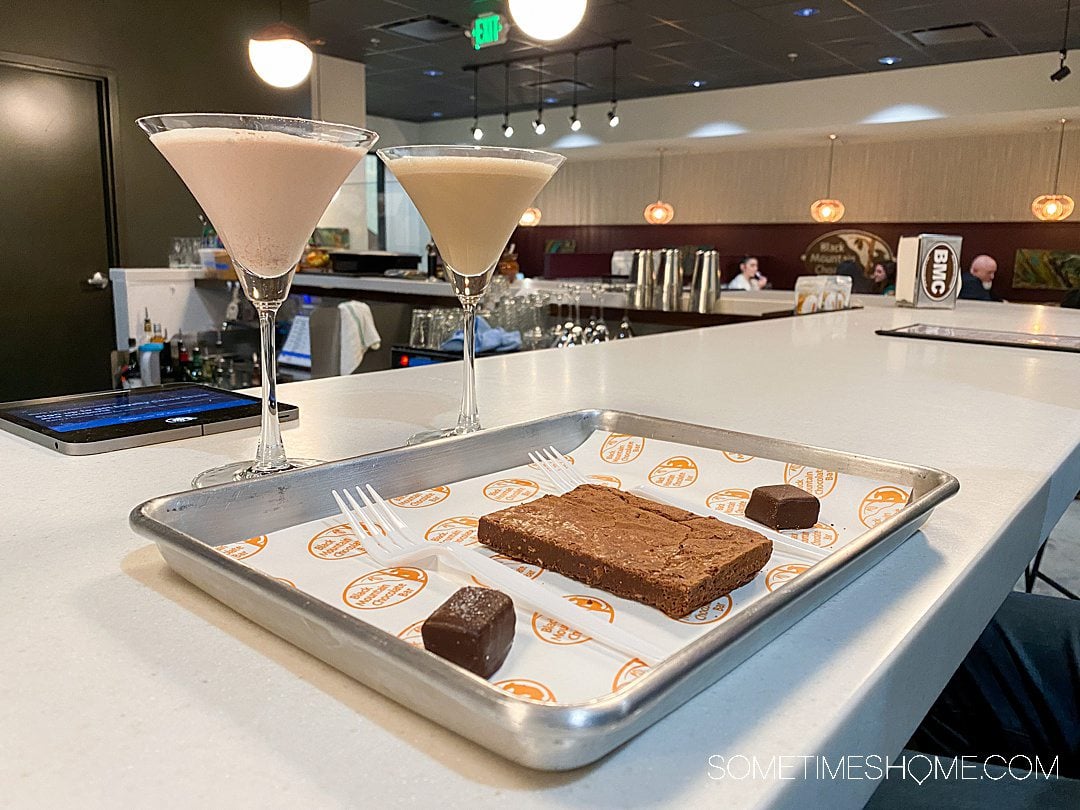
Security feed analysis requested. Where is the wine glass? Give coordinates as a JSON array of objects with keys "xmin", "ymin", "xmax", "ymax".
[
  {"xmin": 137, "ymin": 113, "xmax": 378, "ymax": 486},
  {"xmin": 378, "ymin": 145, "xmax": 564, "ymax": 442}
]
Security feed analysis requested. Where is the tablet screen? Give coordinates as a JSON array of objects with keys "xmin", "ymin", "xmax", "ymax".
[
  {"xmin": 0, "ymin": 384, "xmax": 293, "ymax": 445},
  {"xmin": 10, "ymin": 386, "xmax": 250, "ymax": 433}
]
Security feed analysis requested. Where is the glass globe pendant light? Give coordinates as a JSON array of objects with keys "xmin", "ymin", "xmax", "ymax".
[
  {"xmin": 810, "ymin": 134, "xmax": 845, "ymax": 223},
  {"xmin": 1032, "ymin": 119, "xmax": 1075, "ymax": 221},
  {"xmin": 644, "ymin": 148, "xmax": 674, "ymax": 224}
]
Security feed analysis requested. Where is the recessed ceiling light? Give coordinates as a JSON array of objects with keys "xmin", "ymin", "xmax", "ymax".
[
  {"xmin": 544, "ymin": 96, "xmax": 558, "ymax": 104},
  {"xmin": 878, "ymin": 56, "xmax": 902, "ymax": 66},
  {"xmin": 431, "ymin": 111, "xmax": 443, "ymax": 118},
  {"xmin": 793, "ymin": 8, "xmax": 820, "ymax": 17},
  {"xmin": 689, "ymin": 80, "xmax": 706, "ymax": 88},
  {"xmin": 422, "ymin": 68, "xmax": 444, "ymax": 77}
]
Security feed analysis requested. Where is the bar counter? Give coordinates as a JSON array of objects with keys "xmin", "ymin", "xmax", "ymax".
[{"xmin": 4, "ymin": 298, "xmax": 1079, "ymax": 807}]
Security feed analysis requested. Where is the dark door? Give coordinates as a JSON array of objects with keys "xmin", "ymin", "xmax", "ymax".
[{"xmin": 0, "ymin": 59, "xmax": 118, "ymax": 401}]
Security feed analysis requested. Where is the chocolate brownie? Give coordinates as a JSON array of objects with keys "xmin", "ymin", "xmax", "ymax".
[
  {"xmin": 744, "ymin": 484, "xmax": 820, "ymax": 530},
  {"xmin": 421, "ymin": 587, "xmax": 516, "ymax": 678},
  {"xmin": 477, "ymin": 485, "xmax": 772, "ymax": 618}
]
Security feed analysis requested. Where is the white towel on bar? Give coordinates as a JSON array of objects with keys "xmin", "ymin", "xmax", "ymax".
[{"xmin": 338, "ymin": 300, "xmax": 381, "ymax": 375}]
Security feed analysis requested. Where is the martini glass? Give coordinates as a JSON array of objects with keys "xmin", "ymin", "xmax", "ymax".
[
  {"xmin": 379, "ymin": 145, "xmax": 564, "ymax": 443},
  {"xmin": 137, "ymin": 113, "xmax": 378, "ymax": 487}
]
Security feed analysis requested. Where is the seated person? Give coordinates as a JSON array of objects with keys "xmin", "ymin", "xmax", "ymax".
[
  {"xmin": 959, "ymin": 255, "xmax": 999, "ymax": 301},
  {"xmin": 836, "ymin": 259, "xmax": 875, "ymax": 294},
  {"xmin": 727, "ymin": 256, "xmax": 767, "ymax": 290},
  {"xmin": 871, "ymin": 260, "xmax": 897, "ymax": 295}
]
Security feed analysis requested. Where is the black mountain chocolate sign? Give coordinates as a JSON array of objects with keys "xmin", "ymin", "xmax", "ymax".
[{"xmin": 920, "ymin": 242, "xmax": 959, "ymax": 301}]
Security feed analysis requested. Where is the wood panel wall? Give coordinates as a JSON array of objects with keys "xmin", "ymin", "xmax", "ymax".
[{"xmin": 534, "ymin": 129, "xmax": 1080, "ymax": 226}]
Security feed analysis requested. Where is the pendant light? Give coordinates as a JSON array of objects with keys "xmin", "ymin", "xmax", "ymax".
[
  {"xmin": 508, "ymin": 0, "xmax": 587, "ymax": 42},
  {"xmin": 644, "ymin": 149, "xmax": 674, "ymax": 225},
  {"xmin": 607, "ymin": 44, "xmax": 620, "ymax": 127},
  {"xmin": 568, "ymin": 52, "xmax": 582, "ymax": 131},
  {"xmin": 248, "ymin": 1, "xmax": 314, "ymax": 88},
  {"xmin": 501, "ymin": 63, "xmax": 514, "ymax": 138},
  {"xmin": 810, "ymin": 134, "xmax": 845, "ymax": 223},
  {"xmin": 532, "ymin": 56, "xmax": 546, "ymax": 134},
  {"xmin": 519, "ymin": 207, "xmax": 542, "ymax": 226},
  {"xmin": 1032, "ymin": 118, "xmax": 1074, "ymax": 221},
  {"xmin": 470, "ymin": 68, "xmax": 484, "ymax": 141}
]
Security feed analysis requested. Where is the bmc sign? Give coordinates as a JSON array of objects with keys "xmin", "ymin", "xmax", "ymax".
[
  {"xmin": 921, "ymin": 242, "xmax": 959, "ymax": 302},
  {"xmin": 896, "ymin": 234, "xmax": 963, "ymax": 309}
]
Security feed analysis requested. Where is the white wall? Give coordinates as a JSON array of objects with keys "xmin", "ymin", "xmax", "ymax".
[{"xmin": 312, "ymin": 55, "xmax": 369, "ymax": 250}]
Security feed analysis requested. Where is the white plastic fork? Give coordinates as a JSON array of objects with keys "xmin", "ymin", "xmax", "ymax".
[
  {"xmin": 331, "ymin": 483, "xmax": 664, "ymax": 665},
  {"xmin": 529, "ymin": 446, "xmax": 589, "ymax": 492},
  {"xmin": 529, "ymin": 446, "xmax": 828, "ymax": 562}
]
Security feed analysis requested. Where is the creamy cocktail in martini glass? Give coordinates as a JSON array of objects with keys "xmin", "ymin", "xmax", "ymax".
[
  {"xmin": 379, "ymin": 145, "xmax": 564, "ymax": 443},
  {"xmin": 138, "ymin": 114, "xmax": 378, "ymax": 487}
]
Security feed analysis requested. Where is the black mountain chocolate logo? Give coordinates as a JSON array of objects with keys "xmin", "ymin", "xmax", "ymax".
[{"xmin": 920, "ymin": 243, "xmax": 958, "ymax": 301}]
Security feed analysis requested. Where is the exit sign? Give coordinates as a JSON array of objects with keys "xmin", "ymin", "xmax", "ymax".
[{"xmin": 471, "ymin": 13, "xmax": 508, "ymax": 49}]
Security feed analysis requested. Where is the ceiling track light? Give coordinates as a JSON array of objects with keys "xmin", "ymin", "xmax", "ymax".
[
  {"xmin": 1052, "ymin": 0, "xmax": 1073, "ymax": 81},
  {"xmin": 502, "ymin": 63, "xmax": 514, "ymax": 137},
  {"xmin": 470, "ymin": 67, "xmax": 483, "ymax": 141},
  {"xmin": 608, "ymin": 43, "xmax": 620, "ymax": 127},
  {"xmin": 810, "ymin": 133, "xmax": 845, "ymax": 223},
  {"xmin": 568, "ymin": 51, "xmax": 582, "ymax": 132},
  {"xmin": 533, "ymin": 56, "xmax": 546, "ymax": 134},
  {"xmin": 1032, "ymin": 118, "xmax": 1075, "ymax": 221}
]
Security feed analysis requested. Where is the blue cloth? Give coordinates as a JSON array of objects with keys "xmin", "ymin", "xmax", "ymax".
[{"xmin": 440, "ymin": 316, "xmax": 521, "ymax": 353}]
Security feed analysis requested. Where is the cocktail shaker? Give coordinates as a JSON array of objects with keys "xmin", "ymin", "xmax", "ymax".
[
  {"xmin": 629, "ymin": 249, "xmax": 655, "ymax": 309},
  {"xmin": 689, "ymin": 249, "xmax": 722, "ymax": 313},
  {"xmin": 659, "ymin": 248, "xmax": 682, "ymax": 311}
]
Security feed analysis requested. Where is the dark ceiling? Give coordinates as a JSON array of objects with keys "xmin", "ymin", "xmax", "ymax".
[{"xmin": 308, "ymin": 0, "xmax": 1077, "ymax": 122}]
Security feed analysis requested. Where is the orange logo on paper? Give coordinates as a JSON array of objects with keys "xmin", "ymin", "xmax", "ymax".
[
  {"xmin": 308, "ymin": 523, "xmax": 367, "ymax": 560},
  {"xmin": 425, "ymin": 516, "xmax": 480, "ymax": 545},
  {"xmin": 612, "ymin": 658, "xmax": 650, "ymax": 692},
  {"xmin": 275, "ymin": 577, "xmax": 297, "ymax": 588},
  {"xmin": 722, "ymin": 451, "xmax": 754, "ymax": 464},
  {"xmin": 342, "ymin": 566, "xmax": 427, "ymax": 610},
  {"xmin": 678, "ymin": 594, "xmax": 734, "ymax": 624},
  {"xmin": 765, "ymin": 563, "xmax": 810, "ymax": 592},
  {"xmin": 217, "ymin": 535, "xmax": 267, "ymax": 560},
  {"xmin": 787, "ymin": 522, "xmax": 839, "ymax": 548},
  {"xmin": 600, "ymin": 433, "xmax": 646, "ymax": 464},
  {"xmin": 784, "ymin": 464, "xmax": 839, "ymax": 498},
  {"xmin": 397, "ymin": 620, "xmax": 425, "ymax": 648},
  {"xmin": 531, "ymin": 594, "xmax": 615, "ymax": 645},
  {"xmin": 588, "ymin": 474, "xmax": 622, "ymax": 489},
  {"xmin": 483, "ymin": 478, "xmax": 540, "ymax": 503},
  {"xmin": 389, "ymin": 486, "xmax": 451, "ymax": 508},
  {"xmin": 494, "ymin": 678, "xmax": 557, "ymax": 703},
  {"xmin": 705, "ymin": 488, "xmax": 751, "ymax": 516},
  {"xmin": 649, "ymin": 456, "xmax": 699, "ymax": 488},
  {"xmin": 859, "ymin": 486, "xmax": 909, "ymax": 528}
]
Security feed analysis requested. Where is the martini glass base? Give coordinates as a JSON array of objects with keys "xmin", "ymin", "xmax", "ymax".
[
  {"xmin": 405, "ymin": 426, "xmax": 480, "ymax": 446},
  {"xmin": 191, "ymin": 457, "xmax": 323, "ymax": 488}
]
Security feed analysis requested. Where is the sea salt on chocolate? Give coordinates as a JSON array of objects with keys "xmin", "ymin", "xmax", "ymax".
[
  {"xmin": 421, "ymin": 587, "xmax": 515, "ymax": 678},
  {"xmin": 744, "ymin": 484, "xmax": 820, "ymax": 531}
]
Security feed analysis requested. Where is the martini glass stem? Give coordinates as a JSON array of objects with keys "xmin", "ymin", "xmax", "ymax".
[
  {"xmin": 253, "ymin": 304, "xmax": 289, "ymax": 472},
  {"xmin": 457, "ymin": 299, "xmax": 481, "ymax": 433}
]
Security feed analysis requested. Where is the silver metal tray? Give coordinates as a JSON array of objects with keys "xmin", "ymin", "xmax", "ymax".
[{"xmin": 130, "ymin": 409, "xmax": 959, "ymax": 771}]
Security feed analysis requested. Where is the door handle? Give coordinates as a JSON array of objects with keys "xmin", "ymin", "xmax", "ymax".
[{"xmin": 84, "ymin": 271, "xmax": 109, "ymax": 289}]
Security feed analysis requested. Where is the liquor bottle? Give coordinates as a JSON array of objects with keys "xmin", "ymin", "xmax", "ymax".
[
  {"xmin": 142, "ymin": 308, "xmax": 153, "ymax": 345},
  {"xmin": 189, "ymin": 346, "xmax": 203, "ymax": 382},
  {"xmin": 176, "ymin": 339, "xmax": 190, "ymax": 381}
]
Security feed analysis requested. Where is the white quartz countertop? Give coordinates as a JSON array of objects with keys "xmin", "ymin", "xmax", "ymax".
[{"xmin": 3, "ymin": 300, "xmax": 1078, "ymax": 808}]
